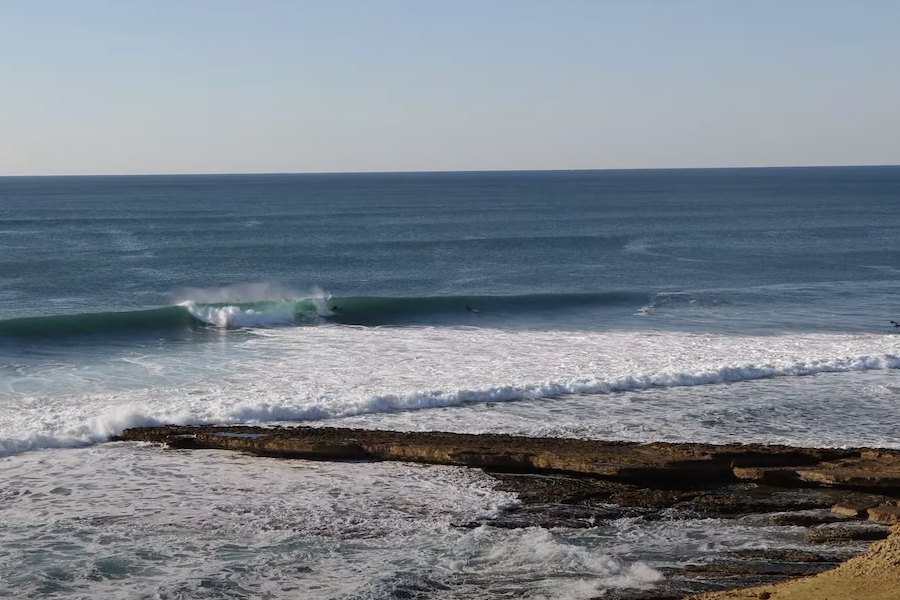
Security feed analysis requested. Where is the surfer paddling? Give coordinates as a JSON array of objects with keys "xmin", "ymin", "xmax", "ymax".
[{"xmin": 891, "ymin": 320, "xmax": 900, "ymax": 328}]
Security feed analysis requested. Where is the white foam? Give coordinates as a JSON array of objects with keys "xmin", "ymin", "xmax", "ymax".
[
  {"xmin": 0, "ymin": 443, "xmax": 818, "ymax": 598},
  {"xmin": 182, "ymin": 300, "xmax": 300, "ymax": 328},
  {"xmin": 2, "ymin": 327, "xmax": 900, "ymax": 456},
  {"xmin": 207, "ymin": 351, "xmax": 900, "ymax": 424},
  {"xmin": 447, "ymin": 527, "xmax": 662, "ymax": 598},
  {"xmin": 0, "ymin": 445, "xmax": 527, "ymax": 598},
  {"xmin": 176, "ymin": 283, "xmax": 334, "ymax": 327}
]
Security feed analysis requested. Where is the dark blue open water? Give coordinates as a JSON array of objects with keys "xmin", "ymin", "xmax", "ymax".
[{"xmin": 3, "ymin": 167, "xmax": 900, "ymax": 333}]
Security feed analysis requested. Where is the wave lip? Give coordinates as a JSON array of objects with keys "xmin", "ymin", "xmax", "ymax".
[{"xmin": 180, "ymin": 299, "xmax": 325, "ymax": 328}]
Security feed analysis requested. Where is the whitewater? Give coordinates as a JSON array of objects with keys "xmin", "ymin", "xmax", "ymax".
[{"xmin": 3, "ymin": 323, "xmax": 900, "ymax": 456}]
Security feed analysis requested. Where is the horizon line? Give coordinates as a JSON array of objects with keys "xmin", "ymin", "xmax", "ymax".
[{"xmin": 1, "ymin": 162, "xmax": 899, "ymax": 179}]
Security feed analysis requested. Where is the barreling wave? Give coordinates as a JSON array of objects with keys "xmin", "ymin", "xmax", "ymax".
[
  {"xmin": 324, "ymin": 291, "xmax": 641, "ymax": 326},
  {"xmin": 0, "ymin": 291, "xmax": 643, "ymax": 340}
]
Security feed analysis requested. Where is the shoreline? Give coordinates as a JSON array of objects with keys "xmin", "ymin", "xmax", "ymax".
[
  {"xmin": 117, "ymin": 425, "xmax": 900, "ymax": 598},
  {"xmin": 688, "ymin": 523, "xmax": 900, "ymax": 600}
]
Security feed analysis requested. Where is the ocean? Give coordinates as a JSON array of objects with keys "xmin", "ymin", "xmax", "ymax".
[{"xmin": 2, "ymin": 167, "xmax": 899, "ymax": 598}]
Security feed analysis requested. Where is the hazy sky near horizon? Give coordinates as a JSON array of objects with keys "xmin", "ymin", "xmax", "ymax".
[{"xmin": 1, "ymin": 1, "xmax": 899, "ymax": 175}]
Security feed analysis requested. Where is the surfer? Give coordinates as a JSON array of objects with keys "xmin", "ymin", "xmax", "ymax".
[
  {"xmin": 891, "ymin": 320, "xmax": 900, "ymax": 327},
  {"xmin": 465, "ymin": 305, "xmax": 478, "ymax": 314}
]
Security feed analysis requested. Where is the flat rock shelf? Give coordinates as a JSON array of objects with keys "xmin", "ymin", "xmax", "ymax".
[{"xmin": 116, "ymin": 425, "xmax": 900, "ymax": 599}]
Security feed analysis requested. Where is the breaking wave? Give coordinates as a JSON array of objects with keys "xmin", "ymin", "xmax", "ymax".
[
  {"xmin": 3, "ymin": 349, "xmax": 899, "ymax": 457},
  {"xmin": 0, "ymin": 291, "xmax": 645, "ymax": 339}
]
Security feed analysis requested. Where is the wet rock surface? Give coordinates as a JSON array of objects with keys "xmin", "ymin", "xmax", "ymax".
[
  {"xmin": 728, "ymin": 548, "xmax": 858, "ymax": 563},
  {"xmin": 117, "ymin": 425, "xmax": 900, "ymax": 493},
  {"xmin": 687, "ymin": 524, "xmax": 900, "ymax": 599},
  {"xmin": 804, "ymin": 524, "xmax": 891, "ymax": 544},
  {"xmin": 117, "ymin": 425, "xmax": 900, "ymax": 599},
  {"xmin": 482, "ymin": 473, "xmax": 892, "ymax": 525},
  {"xmin": 832, "ymin": 501, "xmax": 879, "ymax": 518}
]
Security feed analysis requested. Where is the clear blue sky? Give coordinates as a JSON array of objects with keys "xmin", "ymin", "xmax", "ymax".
[{"xmin": 1, "ymin": 0, "xmax": 899, "ymax": 175}]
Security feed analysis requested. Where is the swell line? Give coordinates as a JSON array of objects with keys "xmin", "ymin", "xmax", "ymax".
[
  {"xmin": 0, "ymin": 291, "xmax": 646, "ymax": 339},
  {"xmin": 0, "ymin": 306, "xmax": 196, "ymax": 339}
]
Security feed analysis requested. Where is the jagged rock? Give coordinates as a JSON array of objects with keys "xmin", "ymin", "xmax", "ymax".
[
  {"xmin": 805, "ymin": 525, "xmax": 890, "ymax": 544},
  {"xmin": 796, "ymin": 453, "xmax": 900, "ymax": 492},
  {"xmin": 868, "ymin": 505, "xmax": 900, "ymax": 525},
  {"xmin": 688, "ymin": 525, "xmax": 900, "ymax": 599},
  {"xmin": 677, "ymin": 488, "xmax": 833, "ymax": 517},
  {"xmin": 116, "ymin": 425, "xmax": 868, "ymax": 487},
  {"xmin": 833, "ymin": 501, "xmax": 878, "ymax": 518},
  {"xmin": 733, "ymin": 454, "xmax": 900, "ymax": 495},
  {"xmin": 761, "ymin": 511, "xmax": 847, "ymax": 527},
  {"xmin": 488, "ymin": 472, "xmax": 632, "ymax": 504},
  {"xmin": 487, "ymin": 474, "xmax": 847, "ymax": 519},
  {"xmin": 730, "ymin": 548, "xmax": 856, "ymax": 563},
  {"xmin": 485, "ymin": 502, "xmax": 643, "ymax": 529},
  {"xmin": 684, "ymin": 562, "xmax": 833, "ymax": 576},
  {"xmin": 732, "ymin": 466, "xmax": 800, "ymax": 486}
]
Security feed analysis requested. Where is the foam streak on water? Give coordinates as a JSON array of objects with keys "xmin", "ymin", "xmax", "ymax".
[
  {"xmin": 1, "ymin": 443, "xmax": 826, "ymax": 599},
  {"xmin": 2, "ymin": 326, "xmax": 899, "ymax": 455}
]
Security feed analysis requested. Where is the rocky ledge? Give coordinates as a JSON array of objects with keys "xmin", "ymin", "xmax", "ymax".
[
  {"xmin": 115, "ymin": 425, "xmax": 900, "ymax": 493},
  {"xmin": 116, "ymin": 425, "xmax": 900, "ymax": 598}
]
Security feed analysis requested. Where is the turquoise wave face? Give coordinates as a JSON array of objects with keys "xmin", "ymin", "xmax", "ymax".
[
  {"xmin": 0, "ymin": 306, "xmax": 197, "ymax": 339},
  {"xmin": 6, "ymin": 280, "xmax": 900, "ymax": 342}
]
